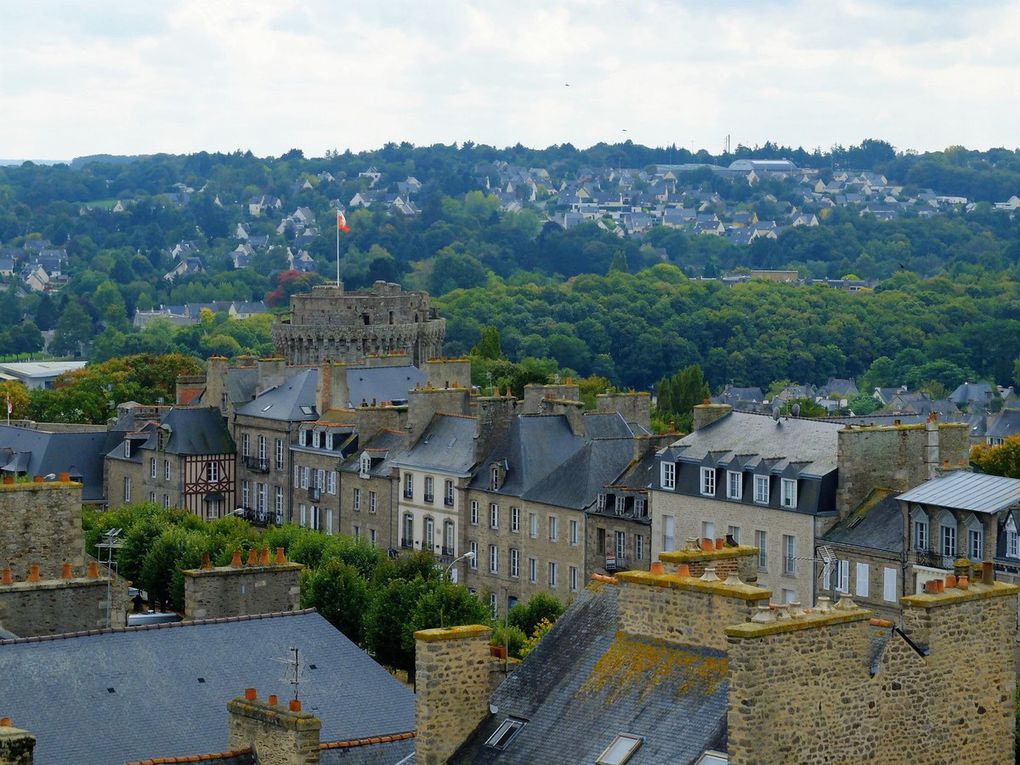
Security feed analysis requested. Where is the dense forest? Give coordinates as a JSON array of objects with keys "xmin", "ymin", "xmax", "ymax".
[{"xmin": 0, "ymin": 139, "xmax": 1018, "ymax": 393}]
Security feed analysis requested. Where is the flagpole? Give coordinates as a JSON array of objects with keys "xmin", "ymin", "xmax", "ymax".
[{"xmin": 336, "ymin": 209, "xmax": 341, "ymax": 287}]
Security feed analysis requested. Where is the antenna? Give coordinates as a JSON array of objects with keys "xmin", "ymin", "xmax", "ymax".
[
  {"xmin": 273, "ymin": 647, "xmax": 304, "ymax": 702},
  {"xmin": 95, "ymin": 528, "xmax": 123, "ymax": 627}
]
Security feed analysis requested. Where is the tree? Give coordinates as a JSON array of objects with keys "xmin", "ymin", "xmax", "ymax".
[
  {"xmin": 655, "ymin": 364, "xmax": 710, "ymax": 432},
  {"xmin": 364, "ymin": 577, "xmax": 429, "ymax": 671},
  {"xmin": 301, "ymin": 559, "xmax": 371, "ymax": 644},
  {"xmin": 472, "ymin": 326, "xmax": 502, "ymax": 360},
  {"xmin": 971, "ymin": 436, "xmax": 1020, "ymax": 479},
  {"xmin": 507, "ymin": 592, "xmax": 565, "ymax": 639},
  {"xmin": 0, "ymin": 381, "xmax": 29, "ymax": 418},
  {"xmin": 50, "ymin": 301, "xmax": 93, "ymax": 357}
]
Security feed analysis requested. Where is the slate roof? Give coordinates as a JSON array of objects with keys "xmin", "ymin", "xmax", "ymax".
[
  {"xmin": 0, "ymin": 425, "xmax": 120, "ymax": 501},
  {"xmin": 898, "ymin": 470, "xmax": 1020, "ymax": 514},
  {"xmin": 469, "ymin": 415, "xmax": 582, "ymax": 496},
  {"xmin": 582, "ymin": 411, "xmax": 635, "ymax": 440},
  {"xmin": 821, "ymin": 489, "xmax": 903, "ymax": 554},
  {"xmin": 950, "ymin": 381, "xmax": 996, "ymax": 407},
  {"xmin": 664, "ymin": 411, "xmax": 840, "ymax": 478},
  {"xmin": 141, "ymin": 407, "xmax": 235, "ymax": 455},
  {"xmin": 0, "ymin": 610, "xmax": 415, "ymax": 765},
  {"xmin": 320, "ymin": 735, "xmax": 416, "ymax": 764},
  {"xmin": 986, "ymin": 409, "xmax": 1020, "ymax": 440},
  {"xmin": 339, "ymin": 429, "xmax": 407, "ymax": 477},
  {"xmin": 235, "ymin": 369, "xmax": 319, "ymax": 422},
  {"xmin": 449, "ymin": 584, "xmax": 727, "ymax": 764},
  {"xmin": 341, "ymin": 365, "xmax": 426, "ymax": 408},
  {"xmin": 394, "ymin": 415, "xmax": 479, "ymax": 476},
  {"xmin": 524, "ymin": 437, "xmax": 637, "ymax": 510}
]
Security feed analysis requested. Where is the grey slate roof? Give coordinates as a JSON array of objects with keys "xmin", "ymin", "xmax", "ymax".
[
  {"xmin": 582, "ymin": 411, "xmax": 634, "ymax": 440},
  {"xmin": 469, "ymin": 415, "xmax": 583, "ymax": 496},
  {"xmin": 986, "ymin": 409, "xmax": 1020, "ymax": 440},
  {"xmin": 144, "ymin": 407, "xmax": 235, "ymax": 455},
  {"xmin": 821, "ymin": 490, "xmax": 903, "ymax": 553},
  {"xmin": 339, "ymin": 429, "xmax": 408, "ymax": 477},
  {"xmin": 665, "ymin": 411, "xmax": 840, "ymax": 478},
  {"xmin": 449, "ymin": 584, "xmax": 727, "ymax": 764},
  {"xmin": 394, "ymin": 415, "xmax": 479, "ymax": 476},
  {"xmin": 341, "ymin": 365, "xmax": 425, "ymax": 408},
  {"xmin": 897, "ymin": 470, "xmax": 1020, "ymax": 514},
  {"xmin": 950, "ymin": 381, "xmax": 996, "ymax": 407},
  {"xmin": 235, "ymin": 369, "xmax": 319, "ymax": 422},
  {"xmin": 0, "ymin": 610, "xmax": 415, "ymax": 765},
  {"xmin": 0, "ymin": 425, "xmax": 120, "ymax": 501},
  {"xmin": 524, "ymin": 437, "xmax": 637, "ymax": 510},
  {"xmin": 320, "ymin": 737, "xmax": 416, "ymax": 764}
]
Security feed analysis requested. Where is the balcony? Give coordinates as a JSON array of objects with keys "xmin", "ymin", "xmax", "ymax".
[
  {"xmin": 914, "ymin": 547, "xmax": 954, "ymax": 570},
  {"xmin": 308, "ymin": 486, "xmax": 322, "ymax": 502},
  {"xmin": 605, "ymin": 556, "xmax": 628, "ymax": 573},
  {"xmin": 243, "ymin": 456, "xmax": 270, "ymax": 473},
  {"xmin": 236, "ymin": 506, "xmax": 283, "ymax": 528}
]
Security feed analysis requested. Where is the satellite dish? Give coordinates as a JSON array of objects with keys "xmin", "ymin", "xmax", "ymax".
[
  {"xmin": 772, "ymin": 406, "xmax": 781, "ymax": 422},
  {"xmin": 792, "ymin": 403, "xmax": 801, "ymax": 417}
]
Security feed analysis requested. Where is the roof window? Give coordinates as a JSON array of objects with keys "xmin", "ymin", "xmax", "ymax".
[
  {"xmin": 485, "ymin": 717, "xmax": 526, "ymax": 750},
  {"xmin": 596, "ymin": 734, "xmax": 642, "ymax": 765}
]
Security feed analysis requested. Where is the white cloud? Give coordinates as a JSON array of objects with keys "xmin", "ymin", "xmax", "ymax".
[{"xmin": 0, "ymin": 0, "xmax": 1016, "ymax": 158}]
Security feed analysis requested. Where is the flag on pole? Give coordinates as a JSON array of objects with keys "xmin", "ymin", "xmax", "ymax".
[
  {"xmin": 6, "ymin": 395, "xmax": 11, "ymax": 415},
  {"xmin": 336, "ymin": 210, "xmax": 350, "ymax": 233}
]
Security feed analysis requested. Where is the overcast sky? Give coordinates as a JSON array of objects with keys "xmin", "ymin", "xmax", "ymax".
[{"xmin": 1, "ymin": 1, "xmax": 1017, "ymax": 159}]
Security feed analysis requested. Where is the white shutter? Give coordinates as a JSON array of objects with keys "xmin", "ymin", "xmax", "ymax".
[
  {"xmin": 855, "ymin": 562, "xmax": 870, "ymax": 598},
  {"xmin": 883, "ymin": 567, "xmax": 897, "ymax": 602},
  {"xmin": 838, "ymin": 560, "xmax": 850, "ymax": 593}
]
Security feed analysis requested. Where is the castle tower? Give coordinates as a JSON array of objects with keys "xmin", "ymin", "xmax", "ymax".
[{"xmin": 272, "ymin": 282, "xmax": 446, "ymax": 366}]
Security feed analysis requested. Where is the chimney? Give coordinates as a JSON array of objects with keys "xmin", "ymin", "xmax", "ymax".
[
  {"xmin": 316, "ymin": 361, "xmax": 352, "ymax": 413},
  {"xmin": 539, "ymin": 398, "xmax": 585, "ymax": 437},
  {"xmin": 205, "ymin": 356, "xmax": 230, "ymax": 415},
  {"xmin": 474, "ymin": 393, "xmax": 517, "ymax": 461},
  {"xmin": 691, "ymin": 403, "xmax": 731, "ymax": 431},
  {"xmin": 415, "ymin": 625, "xmax": 493, "ymax": 765},
  {"xmin": 256, "ymin": 357, "xmax": 290, "ymax": 395},
  {"xmin": 595, "ymin": 391, "xmax": 651, "ymax": 431},
  {"xmin": 424, "ymin": 357, "xmax": 472, "ymax": 389},
  {"xmin": 406, "ymin": 387, "xmax": 472, "ymax": 443},
  {"xmin": 925, "ymin": 415, "xmax": 939, "ymax": 479},
  {"xmin": 0, "ymin": 717, "xmax": 35, "ymax": 765},
  {"xmin": 522, "ymin": 383, "xmax": 579, "ymax": 413},
  {"xmin": 228, "ymin": 690, "xmax": 321, "ymax": 765}
]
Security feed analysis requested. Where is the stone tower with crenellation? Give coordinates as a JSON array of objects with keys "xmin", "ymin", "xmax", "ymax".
[{"xmin": 272, "ymin": 282, "xmax": 445, "ymax": 366}]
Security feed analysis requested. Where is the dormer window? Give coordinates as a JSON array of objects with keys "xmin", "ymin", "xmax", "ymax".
[
  {"xmin": 124, "ymin": 440, "xmax": 131, "ymax": 458},
  {"xmin": 312, "ymin": 430, "xmax": 321, "ymax": 449},
  {"xmin": 615, "ymin": 496, "xmax": 626, "ymax": 515},
  {"xmin": 596, "ymin": 493, "xmax": 606, "ymax": 512},
  {"xmin": 359, "ymin": 453, "xmax": 372, "ymax": 478},
  {"xmin": 634, "ymin": 497, "xmax": 646, "ymax": 517},
  {"xmin": 490, "ymin": 463, "xmax": 503, "ymax": 491}
]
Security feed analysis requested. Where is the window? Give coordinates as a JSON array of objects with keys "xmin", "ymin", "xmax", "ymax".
[
  {"xmin": 727, "ymin": 525, "xmax": 740, "ymax": 544},
  {"xmin": 700, "ymin": 467, "xmax": 716, "ymax": 496},
  {"xmin": 424, "ymin": 476, "xmax": 434, "ymax": 503},
  {"xmin": 275, "ymin": 438, "xmax": 284, "ymax": 469},
  {"xmin": 833, "ymin": 559, "xmax": 849, "ymax": 593},
  {"xmin": 424, "ymin": 517, "xmax": 435, "ymax": 551},
  {"xmin": 597, "ymin": 527, "xmax": 606, "ymax": 554},
  {"xmin": 490, "ymin": 465, "xmax": 501, "ymax": 490},
  {"xmin": 634, "ymin": 498, "xmax": 646, "ymax": 517},
  {"xmin": 403, "ymin": 473, "xmax": 413, "ymax": 499},
  {"xmin": 969, "ymin": 527, "xmax": 983, "ymax": 561},
  {"xmin": 275, "ymin": 486, "xmax": 284, "ymax": 516},
  {"xmin": 754, "ymin": 475, "xmax": 770, "ymax": 504},
  {"xmin": 855, "ymin": 562, "xmax": 870, "ymax": 598},
  {"xmin": 702, "ymin": 521, "xmax": 715, "ymax": 541},
  {"xmin": 148, "ymin": 491, "xmax": 155, "ymax": 503},
  {"xmin": 485, "ymin": 718, "xmax": 525, "ymax": 751},
  {"xmin": 443, "ymin": 520, "xmax": 455, "ymax": 555},
  {"xmin": 548, "ymin": 561, "xmax": 557, "ymax": 587},
  {"xmin": 511, "ymin": 506, "xmax": 520, "ymax": 533},
  {"xmin": 315, "ymin": 469, "xmax": 325, "ymax": 491},
  {"xmin": 258, "ymin": 435, "xmax": 267, "ymax": 460},
  {"xmin": 257, "ymin": 483, "xmax": 267, "ymax": 513},
  {"xmin": 241, "ymin": 480, "xmax": 249, "ymax": 508},
  {"xmin": 490, "ymin": 503, "xmax": 500, "ymax": 529},
  {"xmin": 912, "ymin": 507, "xmax": 929, "ymax": 551},
  {"xmin": 883, "ymin": 567, "xmax": 897, "ymax": 602},
  {"xmin": 353, "ymin": 488, "xmax": 361, "ymax": 511},
  {"xmin": 615, "ymin": 495, "xmax": 626, "ymax": 515},
  {"xmin": 570, "ymin": 565, "xmax": 578, "ymax": 592},
  {"xmin": 469, "ymin": 540, "xmax": 478, "ymax": 569},
  {"xmin": 596, "ymin": 734, "xmax": 642, "ymax": 765},
  {"xmin": 635, "ymin": 535, "xmax": 644, "ymax": 561},
  {"xmin": 660, "ymin": 461, "xmax": 675, "ymax": 490},
  {"xmin": 663, "ymin": 516, "xmax": 676, "ymax": 552},
  {"xmin": 352, "ymin": 523, "xmax": 359, "ymax": 539},
  {"xmin": 369, "ymin": 527, "xmax": 377, "ymax": 546},
  {"xmin": 164, "ymin": 460, "xmax": 171, "ymax": 481},
  {"xmin": 755, "ymin": 530, "xmax": 768, "ymax": 570},
  {"xmin": 528, "ymin": 557, "xmax": 537, "ymax": 583},
  {"xmin": 615, "ymin": 531, "xmax": 626, "ymax": 561},
  {"xmin": 312, "ymin": 430, "xmax": 321, "ymax": 449},
  {"xmin": 1007, "ymin": 516, "xmax": 1019, "ymax": 558},
  {"xmin": 490, "ymin": 592, "xmax": 498, "ymax": 618},
  {"xmin": 489, "ymin": 544, "xmax": 499, "ymax": 574},
  {"xmin": 149, "ymin": 458, "xmax": 157, "ymax": 478},
  {"xmin": 470, "ymin": 500, "xmax": 479, "ymax": 526},
  {"xmin": 163, "ymin": 494, "xmax": 171, "ymax": 508},
  {"xmin": 359, "ymin": 453, "xmax": 371, "ymax": 477},
  {"xmin": 402, "ymin": 514, "xmax": 414, "ymax": 548},
  {"xmin": 444, "ymin": 479, "xmax": 455, "ymax": 507},
  {"xmin": 780, "ymin": 478, "xmax": 797, "ymax": 508},
  {"xmin": 569, "ymin": 519, "xmax": 578, "ymax": 546},
  {"xmin": 549, "ymin": 516, "xmax": 558, "ymax": 542},
  {"xmin": 782, "ymin": 534, "xmax": 796, "ymax": 575},
  {"xmin": 326, "ymin": 432, "xmax": 334, "ymax": 451},
  {"xmin": 241, "ymin": 433, "xmax": 250, "ymax": 458},
  {"xmin": 781, "ymin": 588, "xmax": 796, "ymax": 604},
  {"xmin": 726, "ymin": 470, "xmax": 742, "ymax": 500},
  {"xmin": 510, "ymin": 548, "xmax": 520, "ymax": 578},
  {"xmin": 369, "ymin": 491, "xmax": 377, "ymax": 513},
  {"xmin": 939, "ymin": 516, "xmax": 957, "ymax": 559},
  {"xmin": 124, "ymin": 440, "xmax": 131, "ymax": 458},
  {"xmin": 596, "ymin": 493, "xmax": 606, "ymax": 512},
  {"xmin": 529, "ymin": 512, "xmax": 538, "ymax": 538},
  {"xmin": 327, "ymin": 471, "xmax": 336, "ymax": 495},
  {"xmin": 123, "ymin": 476, "xmax": 132, "ymax": 502}
]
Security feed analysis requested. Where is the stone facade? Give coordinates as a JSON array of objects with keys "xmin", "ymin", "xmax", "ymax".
[
  {"xmin": 0, "ymin": 570, "xmax": 127, "ymax": 637},
  {"xmin": 0, "ymin": 722, "xmax": 35, "ymax": 765},
  {"xmin": 228, "ymin": 692, "xmax": 321, "ymax": 765},
  {"xmin": 273, "ymin": 283, "xmax": 445, "ymax": 366},
  {"xmin": 414, "ymin": 625, "xmax": 493, "ymax": 765},
  {"xmin": 182, "ymin": 553, "xmax": 303, "ymax": 620},
  {"xmin": 725, "ymin": 580, "xmax": 1019, "ymax": 764},
  {"xmin": 836, "ymin": 420, "xmax": 969, "ymax": 516},
  {"xmin": 0, "ymin": 482, "xmax": 84, "ymax": 578}
]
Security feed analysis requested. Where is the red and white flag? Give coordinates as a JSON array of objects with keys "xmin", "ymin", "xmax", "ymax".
[
  {"xmin": 6, "ymin": 395, "xmax": 11, "ymax": 415},
  {"xmin": 336, "ymin": 210, "xmax": 350, "ymax": 233}
]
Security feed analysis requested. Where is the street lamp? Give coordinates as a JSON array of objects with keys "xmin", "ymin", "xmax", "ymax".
[{"xmin": 445, "ymin": 551, "xmax": 476, "ymax": 583}]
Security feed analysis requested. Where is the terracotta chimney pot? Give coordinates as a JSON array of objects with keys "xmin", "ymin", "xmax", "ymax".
[
  {"xmin": 244, "ymin": 688, "xmax": 257, "ymax": 701},
  {"xmin": 246, "ymin": 548, "xmax": 258, "ymax": 566},
  {"xmin": 275, "ymin": 547, "xmax": 286, "ymax": 564},
  {"xmin": 677, "ymin": 563, "xmax": 691, "ymax": 577},
  {"xmin": 87, "ymin": 560, "xmax": 100, "ymax": 578},
  {"xmin": 289, "ymin": 699, "xmax": 302, "ymax": 712},
  {"xmin": 649, "ymin": 561, "xmax": 664, "ymax": 575},
  {"xmin": 230, "ymin": 549, "xmax": 243, "ymax": 568},
  {"xmin": 27, "ymin": 564, "xmax": 40, "ymax": 582},
  {"xmin": 1, "ymin": 567, "xmax": 11, "ymax": 586},
  {"xmin": 61, "ymin": 562, "xmax": 73, "ymax": 579}
]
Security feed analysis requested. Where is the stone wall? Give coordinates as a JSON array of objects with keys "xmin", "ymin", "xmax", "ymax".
[
  {"xmin": 228, "ymin": 692, "xmax": 321, "ymax": 765},
  {"xmin": 0, "ymin": 721, "xmax": 35, "ymax": 765},
  {"xmin": 659, "ymin": 542, "xmax": 760, "ymax": 582},
  {"xmin": 595, "ymin": 392, "xmax": 651, "ymax": 430},
  {"xmin": 0, "ymin": 482, "xmax": 84, "ymax": 578},
  {"xmin": 424, "ymin": 358, "xmax": 471, "ymax": 390},
  {"xmin": 615, "ymin": 569, "xmax": 769, "ymax": 652},
  {"xmin": 0, "ymin": 570, "xmax": 127, "ymax": 637},
  {"xmin": 836, "ymin": 421, "xmax": 969, "ymax": 516},
  {"xmin": 521, "ymin": 384, "xmax": 578, "ymax": 413},
  {"xmin": 406, "ymin": 388, "xmax": 472, "ymax": 443},
  {"xmin": 414, "ymin": 625, "xmax": 492, "ymax": 765},
  {"xmin": 725, "ymin": 579, "xmax": 1019, "ymax": 765},
  {"xmin": 182, "ymin": 554, "xmax": 303, "ymax": 620}
]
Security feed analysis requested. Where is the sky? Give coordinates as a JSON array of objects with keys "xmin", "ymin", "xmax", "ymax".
[{"xmin": 1, "ymin": 0, "xmax": 1017, "ymax": 160}]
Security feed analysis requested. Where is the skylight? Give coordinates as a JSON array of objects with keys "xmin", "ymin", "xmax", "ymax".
[
  {"xmin": 300, "ymin": 406, "xmax": 314, "ymax": 415},
  {"xmin": 596, "ymin": 734, "xmax": 642, "ymax": 765},
  {"xmin": 485, "ymin": 718, "xmax": 525, "ymax": 750},
  {"xmin": 696, "ymin": 752, "xmax": 729, "ymax": 765}
]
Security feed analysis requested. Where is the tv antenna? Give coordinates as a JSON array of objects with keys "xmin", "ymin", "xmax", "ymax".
[
  {"xmin": 273, "ymin": 647, "xmax": 304, "ymax": 701},
  {"xmin": 95, "ymin": 528, "xmax": 123, "ymax": 627}
]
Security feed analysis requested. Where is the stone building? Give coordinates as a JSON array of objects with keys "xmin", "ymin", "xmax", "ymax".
[
  {"xmin": 416, "ymin": 546, "xmax": 1018, "ymax": 764},
  {"xmin": 337, "ymin": 426, "xmax": 406, "ymax": 550},
  {"xmin": 272, "ymin": 282, "xmax": 445, "ymax": 366},
  {"xmin": 104, "ymin": 406, "xmax": 236, "ymax": 517}
]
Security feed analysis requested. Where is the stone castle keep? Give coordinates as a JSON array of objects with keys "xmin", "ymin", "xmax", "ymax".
[{"xmin": 272, "ymin": 282, "xmax": 446, "ymax": 366}]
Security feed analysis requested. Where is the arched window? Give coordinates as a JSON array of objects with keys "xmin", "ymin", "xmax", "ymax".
[{"xmin": 910, "ymin": 505, "xmax": 929, "ymax": 552}]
